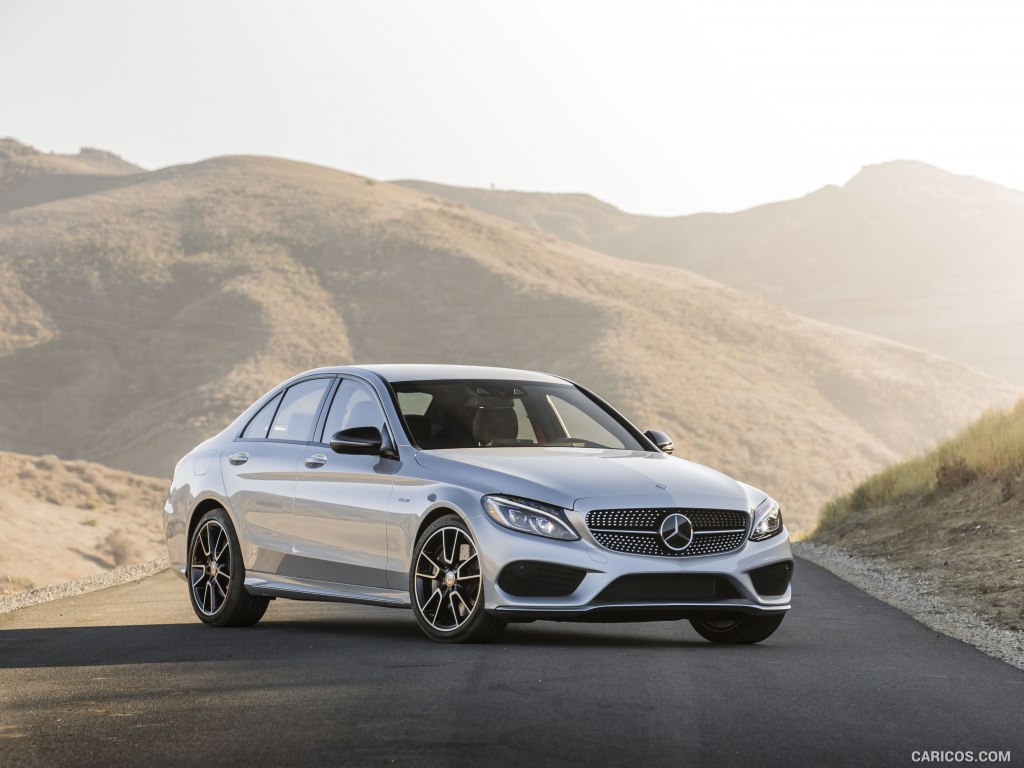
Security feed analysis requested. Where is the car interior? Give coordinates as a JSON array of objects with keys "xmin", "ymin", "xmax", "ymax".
[{"xmin": 393, "ymin": 380, "xmax": 633, "ymax": 451}]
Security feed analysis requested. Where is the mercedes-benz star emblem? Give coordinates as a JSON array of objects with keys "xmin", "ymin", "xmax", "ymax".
[{"xmin": 659, "ymin": 513, "xmax": 694, "ymax": 552}]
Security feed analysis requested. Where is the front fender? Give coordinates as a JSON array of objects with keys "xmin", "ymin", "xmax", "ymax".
[{"xmin": 385, "ymin": 475, "xmax": 484, "ymax": 589}]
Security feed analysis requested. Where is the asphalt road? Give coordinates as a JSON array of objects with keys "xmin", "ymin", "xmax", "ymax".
[{"xmin": 1, "ymin": 559, "xmax": 1022, "ymax": 768}]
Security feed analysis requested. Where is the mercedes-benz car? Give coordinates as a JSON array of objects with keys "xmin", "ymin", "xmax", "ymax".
[{"xmin": 164, "ymin": 365, "xmax": 792, "ymax": 644}]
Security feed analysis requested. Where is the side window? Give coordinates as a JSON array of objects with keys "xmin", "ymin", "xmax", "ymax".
[
  {"xmin": 242, "ymin": 392, "xmax": 283, "ymax": 439},
  {"xmin": 322, "ymin": 379, "xmax": 386, "ymax": 440},
  {"xmin": 268, "ymin": 378, "xmax": 332, "ymax": 442}
]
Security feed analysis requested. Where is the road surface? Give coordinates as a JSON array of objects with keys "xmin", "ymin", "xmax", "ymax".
[{"xmin": 1, "ymin": 559, "xmax": 1022, "ymax": 767}]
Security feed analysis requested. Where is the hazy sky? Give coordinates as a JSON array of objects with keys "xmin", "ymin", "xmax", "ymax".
[{"xmin": 2, "ymin": 0, "xmax": 1023, "ymax": 215}]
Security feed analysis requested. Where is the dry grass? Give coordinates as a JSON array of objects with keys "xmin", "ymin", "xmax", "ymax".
[
  {"xmin": 812, "ymin": 399, "xmax": 1024, "ymax": 630},
  {"xmin": 103, "ymin": 529, "xmax": 143, "ymax": 567},
  {"xmin": 818, "ymin": 397, "xmax": 1024, "ymax": 530}
]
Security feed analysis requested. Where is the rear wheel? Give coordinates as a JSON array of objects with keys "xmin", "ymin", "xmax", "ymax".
[
  {"xmin": 188, "ymin": 508, "xmax": 269, "ymax": 627},
  {"xmin": 689, "ymin": 613, "xmax": 785, "ymax": 644},
  {"xmin": 410, "ymin": 516, "xmax": 505, "ymax": 643}
]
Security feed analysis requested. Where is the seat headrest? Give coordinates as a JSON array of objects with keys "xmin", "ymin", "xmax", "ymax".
[
  {"xmin": 472, "ymin": 407, "xmax": 518, "ymax": 446},
  {"xmin": 404, "ymin": 414, "xmax": 432, "ymax": 445}
]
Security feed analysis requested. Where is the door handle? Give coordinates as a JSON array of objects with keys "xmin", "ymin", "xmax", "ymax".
[
  {"xmin": 228, "ymin": 452, "xmax": 250, "ymax": 466},
  {"xmin": 305, "ymin": 453, "xmax": 328, "ymax": 468}
]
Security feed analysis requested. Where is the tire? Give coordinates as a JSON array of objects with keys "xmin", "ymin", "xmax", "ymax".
[
  {"xmin": 187, "ymin": 507, "xmax": 269, "ymax": 627},
  {"xmin": 689, "ymin": 613, "xmax": 785, "ymax": 644},
  {"xmin": 410, "ymin": 515, "xmax": 505, "ymax": 643}
]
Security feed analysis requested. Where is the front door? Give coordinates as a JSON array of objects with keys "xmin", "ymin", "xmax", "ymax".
[
  {"xmin": 292, "ymin": 377, "xmax": 396, "ymax": 588},
  {"xmin": 222, "ymin": 376, "xmax": 334, "ymax": 575}
]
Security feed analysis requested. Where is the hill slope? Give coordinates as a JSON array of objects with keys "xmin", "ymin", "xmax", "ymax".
[
  {"xmin": 399, "ymin": 162, "xmax": 1024, "ymax": 384},
  {"xmin": 813, "ymin": 398, "xmax": 1024, "ymax": 630},
  {"xmin": 0, "ymin": 450, "xmax": 166, "ymax": 595},
  {"xmin": 0, "ymin": 142, "xmax": 1016, "ymax": 533},
  {"xmin": 0, "ymin": 138, "xmax": 144, "ymax": 215}
]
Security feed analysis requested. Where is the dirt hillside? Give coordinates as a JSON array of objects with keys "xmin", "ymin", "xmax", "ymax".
[
  {"xmin": 0, "ymin": 450, "xmax": 166, "ymax": 595},
  {"xmin": 0, "ymin": 142, "xmax": 1016, "ymax": 535},
  {"xmin": 0, "ymin": 137, "xmax": 143, "ymax": 215},
  {"xmin": 400, "ymin": 163, "xmax": 1024, "ymax": 385},
  {"xmin": 813, "ymin": 398, "xmax": 1024, "ymax": 630}
]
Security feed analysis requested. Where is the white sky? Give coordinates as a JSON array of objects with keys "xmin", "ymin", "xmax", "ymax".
[{"xmin": 2, "ymin": 0, "xmax": 1023, "ymax": 215}]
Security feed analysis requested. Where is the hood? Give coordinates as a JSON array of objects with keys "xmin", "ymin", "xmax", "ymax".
[{"xmin": 414, "ymin": 447, "xmax": 747, "ymax": 509}]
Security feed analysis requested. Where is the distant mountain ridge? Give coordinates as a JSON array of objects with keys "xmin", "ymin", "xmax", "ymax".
[
  {"xmin": 0, "ymin": 138, "xmax": 145, "ymax": 215},
  {"xmin": 0, "ymin": 138, "xmax": 143, "ymax": 175},
  {"xmin": 0, "ymin": 142, "xmax": 1016, "ymax": 532},
  {"xmin": 398, "ymin": 161, "xmax": 1024, "ymax": 384}
]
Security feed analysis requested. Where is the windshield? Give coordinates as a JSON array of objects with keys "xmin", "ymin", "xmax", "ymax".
[{"xmin": 391, "ymin": 379, "xmax": 646, "ymax": 451}]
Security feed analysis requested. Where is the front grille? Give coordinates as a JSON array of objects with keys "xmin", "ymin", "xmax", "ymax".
[
  {"xmin": 596, "ymin": 573, "xmax": 741, "ymax": 603},
  {"xmin": 748, "ymin": 561, "xmax": 793, "ymax": 596},
  {"xmin": 586, "ymin": 508, "xmax": 748, "ymax": 558},
  {"xmin": 496, "ymin": 561, "xmax": 588, "ymax": 597}
]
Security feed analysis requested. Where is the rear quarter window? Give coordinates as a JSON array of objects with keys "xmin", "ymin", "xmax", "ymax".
[{"xmin": 241, "ymin": 392, "xmax": 283, "ymax": 439}]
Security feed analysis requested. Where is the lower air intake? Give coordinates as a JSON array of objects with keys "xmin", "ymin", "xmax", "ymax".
[
  {"xmin": 748, "ymin": 561, "xmax": 793, "ymax": 596},
  {"xmin": 497, "ymin": 561, "xmax": 588, "ymax": 597},
  {"xmin": 596, "ymin": 573, "xmax": 741, "ymax": 603}
]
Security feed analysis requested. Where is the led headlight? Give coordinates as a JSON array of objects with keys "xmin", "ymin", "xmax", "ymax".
[
  {"xmin": 482, "ymin": 495, "xmax": 580, "ymax": 541},
  {"xmin": 749, "ymin": 496, "xmax": 783, "ymax": 541}
]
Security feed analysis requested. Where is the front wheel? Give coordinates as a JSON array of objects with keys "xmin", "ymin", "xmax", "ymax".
[
  {"xmin": 690, "ymin": 613, "xmax": 785, "ymax": 644},
  {"xmin": 410, "ymin": 516, "xmax": 505, "ymax": 643},
  {"xmin": 188, "ymin": 508, "xmax": 269, "ymax": 627}
]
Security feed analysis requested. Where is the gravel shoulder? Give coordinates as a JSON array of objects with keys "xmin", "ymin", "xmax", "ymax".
[
  {"xmin": 795, "ymin": 541, "xmax": 1024, "ymax": 671},
  {"xmin": 0, "ymin": 557, "xmax": 168, "ymax": 616},
  {"xmin": 812, "ymin": 476, "xmax": 1024, "ymax": 631}
]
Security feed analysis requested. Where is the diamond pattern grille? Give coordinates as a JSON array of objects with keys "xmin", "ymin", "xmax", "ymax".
[{"xmin": 586, "ymin": 508, "xmax": 748, "ymax": 558}]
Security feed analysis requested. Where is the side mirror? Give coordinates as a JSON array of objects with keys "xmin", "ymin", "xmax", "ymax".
[
  {"xmin": 329, "ymin": 426, "xmax": 397, "ymax": 458},
  {"xmin": 644, "ymin": 429, "xmax": 674, "ymax": 455}
]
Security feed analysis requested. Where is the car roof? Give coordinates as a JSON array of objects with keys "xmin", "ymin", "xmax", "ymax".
[{"xmin": 300, "ymin": 363, "xmax": 571, "ymax": 385}]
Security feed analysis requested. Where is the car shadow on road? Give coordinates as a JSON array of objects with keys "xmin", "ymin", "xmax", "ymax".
[
  {"xmin": 0, "ymin": 615, "xmax": 731, "ymax": 669},
  {"xmin": 0, "ymin": 617, "xmax": 413, "ymax": 669},
  {"xmin": 499, "ymin": 624, "xmax": 727, "ymax": 650}
]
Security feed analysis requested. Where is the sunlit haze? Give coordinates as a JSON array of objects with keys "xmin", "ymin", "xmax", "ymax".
[{"xmin": 2, "ymin": 0, "xmax": 1023, "ymax": 214}]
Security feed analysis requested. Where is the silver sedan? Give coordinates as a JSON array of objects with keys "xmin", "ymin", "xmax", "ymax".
[{"xmin": 164, "ymin": 365, "xmax": 792, "ymax": 643}]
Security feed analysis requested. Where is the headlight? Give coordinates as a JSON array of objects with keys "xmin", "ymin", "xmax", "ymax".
[
  {"xmin": 482, "ymin": 495, "xmax": 579, "ymax": 541},
  {"xmin": 749, "ymin": 496, "xmax": 783, "ymax": 541}
]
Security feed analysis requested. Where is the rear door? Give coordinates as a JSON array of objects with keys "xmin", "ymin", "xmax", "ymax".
[
  {"xmin": 291, "ymin": 377, "xmax": 397, "ymax": 587},
  {"xmin": 222, "ymin": 376, "xmax": 334, "ymax": 576}
]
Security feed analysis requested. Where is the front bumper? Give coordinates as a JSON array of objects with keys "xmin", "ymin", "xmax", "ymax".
[{"xmin": 469, "ymin": 508, "xmax": 793, "ymax": 621}]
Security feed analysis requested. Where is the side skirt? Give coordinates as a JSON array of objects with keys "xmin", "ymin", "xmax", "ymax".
[{"xmin": 245, "ymin": 571, "xmax": 411, "ymax": 609}]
